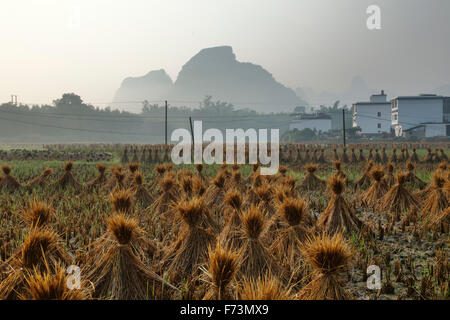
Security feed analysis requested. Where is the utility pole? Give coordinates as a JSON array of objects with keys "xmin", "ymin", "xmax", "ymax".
[
  {"xmin": 189, "ymin": 116, "xmax": 195, "ymax": 163},
  {"xmin": 189, "ymin": 116, "xmax": 194, "ymax": 145},
  {"xmin": 342, "ymin": 108, "xmax": 346, "ymax": 147},
  {"xmin": 164, "ymin": 100, "xmax": 168, "ymax": 145}
]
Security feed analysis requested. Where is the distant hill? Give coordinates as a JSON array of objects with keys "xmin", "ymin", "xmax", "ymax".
[
  {"xmin": 297, "ymin": 76, "xmax": 376, "ymax": 107},
  {"xmin": 114, "ymin": 46, "xmax": 304, "ymax": 113},
  {"xmin": 113, "ymin": 69, "xmax": 173, "ymax": 102}
]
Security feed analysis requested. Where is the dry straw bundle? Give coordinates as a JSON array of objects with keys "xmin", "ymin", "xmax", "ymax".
[
  {"xmin": 83, "ymin": 214, "xmax": 172, "ymax": 299},
  {"xmin": 298, "ymin": 164, "xmax": 325, "ymax": 192},
  {"xmin": 179, "ymin": 171, "xmax": 194, "ymax": 199},
  {"xmin": 163, "ymin": 197, "xmax": 216, "ymax": 282},
  {"xmin": 152, "ymin": 172, "xmax": 180, "ymax": 220},
  {"xmin": 1, "ymin": 165, "xmax": 21, "ymax": 192},
  {"xmin": 270, "ymin": 197, "xmax": 311, "ymax": 267},
  {"xmin": 26, "ymin": 167, "xmax": 53, "ymax": 188},
  {"xmin": 250, "ymin": 181, "xmax": 276, "ymax": 217},
  {"xmin": 354, "ymin": 161, "xmax": 374, "ymax": 190},
  {"xmin": 20, "ymin": 263, "xmax": 90, "ymax": 300},
  {"xmin": 380, "ymin": 173, "xmax": 419, "ymax": 220},
  {"xmin": 205, "ymin": 171, "xmax": 228, "ymax": 210},
  {"xmin": 87, "ymin": 164, "xmax": 107, "ymax": 189},
  {"xmin": 361, "ymin": 166, "xmax": 388, "ymax": 208},
  {"xmin": 390, "ymin": 148, "xmax": 398, "ymax": 163},
  {"xmin": 21, "ymin": 200, "xmax": 55, "ymax": 229},
  {"xmin": 410, "ymin": 148, "xmax": 419, "ymax": 162},
  {"xmin": 237, "ymin": 205, "xmax": 283, "ymax": 281},
  {"xmin": 220, "ymin": 189, "xmax": 244, "ymax": 250},
  {"xmin": 55, "ymin": 161, "xmax": 81, "ymax": 189},
  {"xmin": 332, "ymin": 160, "xmax": 347, "ymax": 183},
  {"xmin": 381, "ymin": 147, "xmax": 388, "ymax": 163},
  {"xmin": 121, "ymin": 147, "xmax": 129, "ymax": 164},
  {"xmin": 125, "ymin": 163, "xmax": 139, "ymax": 188},
  {"xmin": 131, "ymin": 148, "xmax": 139, "ymax": 163},
  {"xmin": 0, "ymin": 227, "xmax": 70, "ymax": 299},
  {"xmin": 419, "ymin": 173, "xmax": 448, "ymax": 220},
  {"xmin": 132, "ymin": 172, "xmax": 153, "ymax": 208},
  {"xmin": 111, "ymin": 189, "xmax": 134, "ymax": 216},
  {"xmin": 358, "ymin": 149, "xmax": 365, "ymax": 162},
  {"xmin": 405, "ymin": 160, "xmax": 427, "ymax": 190},
  {"xmin": 202, "ymin": 242, "xmax": 239, "ymax": 300},
  {"xmin": 237, "ymin": 274, "xmax": 294, "ymax": 300},
  {"xmin": 318, "ymin": 175, "xmax": 363, "ymax": 235},
  {"xmin": 299, "ymin": 232, "xmax": 353, "ymax": 300},
  {"xmin": 350, "ymin": 148, "xmax": 357, "ymax": 164},
  {"xmin": 341, "ymin": 148, "xmax": 349, "ymax": 163},
  {"xmin": 384, "ymin": 162, "xmax": 396, "ymax": 188}
]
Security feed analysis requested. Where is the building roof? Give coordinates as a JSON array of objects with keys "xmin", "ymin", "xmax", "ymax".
[
  {"xmin": 353, "ymin": 101, "xmax": 391, "ymax": 105},
  {"xmin": 291, "ymin": 113, "xmax": 331, "ymax": 120},
  {"xmin": 391, "ymin": 94, "xmax": 445, "ymax": 101}
]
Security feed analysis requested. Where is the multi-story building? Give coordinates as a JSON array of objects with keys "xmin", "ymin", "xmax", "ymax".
[
  {"xmin": 391, "ymin": 94, "xmax": 450, "ymax": 137},
  {"xmin": 352, "ymin": 90, "xmax": 392, "ymax": 134}
]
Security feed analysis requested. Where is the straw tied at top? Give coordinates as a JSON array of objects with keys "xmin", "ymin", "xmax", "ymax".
[{"xmin": 170, "ymin": 120, "xmax": 279, "ymax": 175}]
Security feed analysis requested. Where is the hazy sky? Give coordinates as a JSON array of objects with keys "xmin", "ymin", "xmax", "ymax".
[{"xmin": 1, "ymin": 0, "xmax": 449, "ymax": 108}]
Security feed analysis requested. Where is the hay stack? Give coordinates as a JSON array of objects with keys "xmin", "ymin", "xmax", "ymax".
[
  {"xmin": 270, "ymin": 197, "xmax": 311, "ymax": 267},
  {"xmin": 358, "ymin": 149, "xmax": 365, "ymax": 162},
  {"xmin": 237, "ymin": 205, "xmax": 282, "ymax": 281},
  {"xmin": 21, "ymin": 263, "xmax": 90, "ymax": 300},
  {"xmin": 202, "ymin": 242, "xmax": 239, "ymax": 300},
  {"xmin": 380, "ymin": 173, "xmax": 419, "ymax": 219},
  {"xmin": 220, "ymin": 189, "xmax": 244, "ymax": 249},
  {"xmin": 318, "ymin": 175, "xmax": 363, "ymax": 235},
  {"xmin": 354, "ymin": 161, "xmax": 374, "ymax": 190},
  {"xmin": 299, "ymin": 232, "xmax": 352, "ymax": 300},
  {"xmin": 56, "ymin": 162, "xmax": 81, "ymax": 189},
  {"xmin": 409, "ymin": 148, "xmax": 419, "ymax": 162},
  {"xmin": 350, "ymin": 148, "xmax": 357, "ymax": 163},
  {"xmin": 237, "ymin": 274, "xmax": 294, "ymax": 300},
  {"xmin": 405, "ymin": 160, "xmax": 427, "ymax": 190},
  {"xmin": 87, "ymin": 164, "xmax": 107, "ymax": 188},
  {"xmin": 125, "ymin": 163, "xmax": 139, "ymax": 188},
  {"xmin": 419, "ymin": 173, "xmax": 448, "ymax": 220},
  {"xmin": 132, "ymin": 172, "xmax": 153, "ymax": 208},
  {"xmin": 121, "ymin": 147, "xmax": 129, "ymax": 164},
  {"xmin": 26, "ymin": 168, "xmax": 53, "ymax": 188},
  {"xmin": 0, "ymin": 228, "xmax": 70, "ymax": 299},
  {"xmin": 381, "ymin": 147, "xmax": 388, "ymax": 163},
  {"xmin": 1, "ymin": 165, "xmax": 21, "ymax": 191},
  {"xmin": 298, "ymin": 164, "xmax": 325, "ymax": 192},
  {"xmin": 22, "ymin": 200, "xmax": 54, "ymax": 228},
  {"xmin": 163, "ymin": 197, "xmax": 216, "ymax": 281},
  {"xmin": 361, "ymin": 166, "xmax": 388, "ymax": 208},
  {"xmin": 384, "ymin": 162, "xmax": 395, "ymax": 188},
  {"xmin": 389, "ymin": 148, "xmax": 398, "ymax": 163},
  {"xmin": 83, "ymin": 214, "xmax": 174, "ymax": 299}
]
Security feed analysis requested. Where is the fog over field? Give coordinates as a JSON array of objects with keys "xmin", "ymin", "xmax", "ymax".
[{"xmin": 1, "ymin": 0, "xmax": 450, "ymax": 111}]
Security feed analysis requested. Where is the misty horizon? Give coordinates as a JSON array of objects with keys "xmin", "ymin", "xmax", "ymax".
[{"xmin": 1, "ymin": 0, "xmax": 450, "ymax": 112}]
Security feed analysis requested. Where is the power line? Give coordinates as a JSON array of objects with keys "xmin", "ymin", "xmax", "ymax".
[
  {"xmin": 0, "ymin": 107, "xmax": 292, "ymax": 121},
  {"xmin": 0, "ymin": 115, "xmax": 151, "ymax": 136}
]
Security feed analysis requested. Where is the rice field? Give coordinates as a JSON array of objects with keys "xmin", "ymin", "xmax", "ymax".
[{"xmin": 0, "ymin": 143, "xmax": 448, "ymax": 300}]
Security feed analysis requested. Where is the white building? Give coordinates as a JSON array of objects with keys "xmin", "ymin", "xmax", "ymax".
[
  {"xmin": 289, "ymin": 113, "xmax": 332, "ymax": 133},
  {"xmin": 404, "ymin": 123, "xmax": 450, "ymax": 138},
  {"xmin": 352, "ymin": 90, "xmax": 392, "ymax": 134},
  {"xmin": 391, "ymin": 94, "xmax": 450, "ymax": 137}
]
